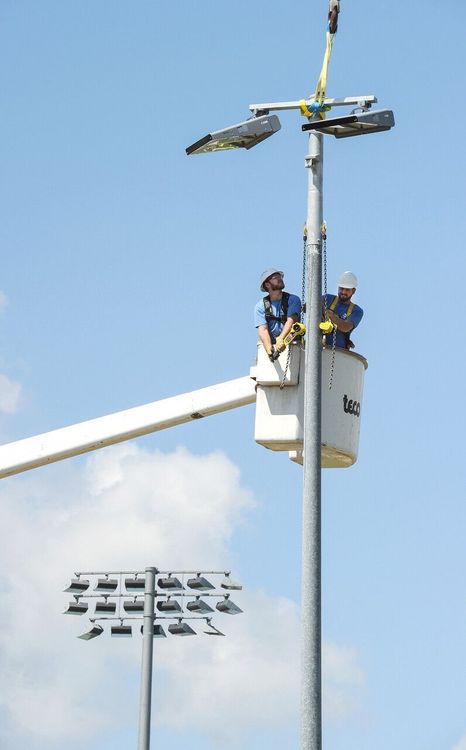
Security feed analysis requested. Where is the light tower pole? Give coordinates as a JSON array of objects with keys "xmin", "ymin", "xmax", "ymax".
[
  {"xmin": 138, "ymin": 566, "xmax": 156, "ymax": 750},
  {"xmin": 302, "ymin": 129, "xmax": 324, "ymax": 750}
]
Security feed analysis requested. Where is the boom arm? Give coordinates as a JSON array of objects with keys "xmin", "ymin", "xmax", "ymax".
[{"xmin": 0, "ymin": 376, "xmax": 257, "ymax": 479}]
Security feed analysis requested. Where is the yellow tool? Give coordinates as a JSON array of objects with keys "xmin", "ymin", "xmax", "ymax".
[
  {"xmin": 271, "ymin": 323, "xmax": 306, "ymax": 362},
  {"xmin": 283, "ymin": 322, "xmax": 306, "ymax": 346},
  {"xmin": 319, "ymin": 320, "xmax": 334, "ymax": 334}
]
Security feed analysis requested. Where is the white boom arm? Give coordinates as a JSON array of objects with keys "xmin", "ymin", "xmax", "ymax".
[{"xmin": 0, "ymin": 376, "xmax": 256, "ymax": 479}]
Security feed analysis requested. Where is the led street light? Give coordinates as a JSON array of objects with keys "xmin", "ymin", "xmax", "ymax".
[
  {"xmin": 187, "ymin": 597, "xmax": 214, "ymax": 614},
  {"xmin": 186, "ymin": 114, "xmax": 281, "ymax": 155},
  {"xmin": 123, "ymin": 600, "xmax": 145, "ymax": 614},
  {"xmin": 168, "ymin": 621, "xmax": 196, "ymax": 636},
  {"xmin": 63, "ymin": 600, "xmax": 88, "ymax": 615},
  {"xmin": 78, "ymin": 624, "xmax": 104, "ymax": 640},
  {"xmin": 216, "ymin": 596, "xmax": 243, "ymax": 615},
  {"xmin": 156, "ymin": 598, "xmax": 182, "ymax": 613},
  {"xmin": 221, "ymin": 574, "xmax": 242, "ymax": 591},
  {"xmin": 111, "ymin": 625, "xmax": 132, "ymax": 637},
  {"xmin": 302, "ymin": 109, "xmax": 395, "ymax": 138},
  {"xmin": 157, "ymin": 576, "xmax": 184, "ymax": 590},
  {"xmin": 64, "ymin": 578, "xmax": 90, "ymax": 594},
  {"xmin": 95, "ymin": 600, "xmax": 117, "ymax": 615},
  {"xmin": 95, "ymin": 577, "xmax": 118, "ymax": 593},
  {"xmin": 187, "ymin": 575, "xmax": 215, "ymax": 591},
  {"xmin": 125, "ymin": 577, "xmax": 146, "ymax": 591}
]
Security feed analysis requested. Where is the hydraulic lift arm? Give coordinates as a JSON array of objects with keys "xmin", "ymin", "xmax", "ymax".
[{"xmin": 0, "ymin": 376, "xmax": 257, "ymax": 479}]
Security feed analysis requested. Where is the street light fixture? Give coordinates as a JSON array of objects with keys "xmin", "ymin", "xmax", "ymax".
[
  {"xmin": 186, "ymin": 114, "xmax": 281, "ymax": 155},
  {"xmin": 302, "ymin": 108, "xmax": 395, "ymax": 138},
  {"xmin": 63, "ymin": 567, "xmax": 243, "ymax": 750},
  {"xmin": 187, "ymin": 91, "xmax": 394, "ymax": 750}
]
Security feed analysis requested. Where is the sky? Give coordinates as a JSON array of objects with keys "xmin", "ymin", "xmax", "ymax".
[{"xmin": 0, "ymin": 1, "xmax": 465, "ymax": 749}]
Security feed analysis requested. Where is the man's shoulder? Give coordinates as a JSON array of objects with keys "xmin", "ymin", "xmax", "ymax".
[{"xmin": 285, "ymin": 292, "xmax": 301, "ymax": 304}]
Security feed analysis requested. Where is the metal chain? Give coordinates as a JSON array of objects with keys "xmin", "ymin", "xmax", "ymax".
[
  {"xmin": 328, "ymin": 325, "xmax": 337, "ymax": 390},
  {"xmin": 321, "ymin": 220, "xmax": 336, "ymax": 390},
  {"xmin": 301, "ymin": 224, "xmax": 307, "ymax": 324},
  {"xmin": 322, "ymin": 221, "xmax": 328, "ymax": 319},
  {"xmin": 279, "ymin": 346, "xmax": 292, "ymax": 390}
]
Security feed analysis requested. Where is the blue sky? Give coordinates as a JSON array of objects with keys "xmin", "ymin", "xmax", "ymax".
[{"xmin": 1, "ymin": 2, "xmax": 465, "ymax": 749}]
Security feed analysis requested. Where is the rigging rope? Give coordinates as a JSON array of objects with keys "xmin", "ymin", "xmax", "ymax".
[{"xmin": 300, "ymin": 1, "xmax": 340, "ymax": 120}]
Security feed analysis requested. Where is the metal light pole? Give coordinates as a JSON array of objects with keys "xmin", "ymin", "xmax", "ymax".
[
  {"xmin": 186, "ymin": 93, "xmax": 394, "ymax": 750},
  {"xmin": 302, "ymin": 129, "xmax": 324, "ymax": 750},
  {"xmin": 63, "ymin": 568, "xmax": 243, "ymax": 750},
  {"xmin": 138, "ymin": 566, "xmax": 156, "ymax": 750}
]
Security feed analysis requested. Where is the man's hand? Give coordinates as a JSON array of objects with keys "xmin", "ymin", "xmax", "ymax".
[
  {"xmin": 275, "ymin": 337, "xmax": 285, "ymax": 353},
  {"xmin": 264, "ymin": 342, "xmax": 273, "ymax": 356}
]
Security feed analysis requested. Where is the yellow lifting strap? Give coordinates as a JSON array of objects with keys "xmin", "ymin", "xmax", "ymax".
[
  {"xmin": 313, "ymin": 31, "xmax": 334, "ymax": 110},
  {"xmin": 301, "ymin": 1, "xmax": 340, "ymax": 119}
]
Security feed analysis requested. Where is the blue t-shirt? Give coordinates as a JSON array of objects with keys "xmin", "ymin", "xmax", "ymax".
[
  {"xmin": 323, "ymin": 293, "xmax": 363, "ymax": 348},
  {"xmin": 254, "ymin": 293, "xmax": 301, "ymax": 341}
]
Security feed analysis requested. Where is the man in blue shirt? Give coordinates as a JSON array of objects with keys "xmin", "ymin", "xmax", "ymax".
[
  {"xmin": 254, "ymin": 268, "xmax": 301, "ymax": 359},
  {"xmin": 323, "ymin": 271, "xmax": 363, "ymax": 349}
]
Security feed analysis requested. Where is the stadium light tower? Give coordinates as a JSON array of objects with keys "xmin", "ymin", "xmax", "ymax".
[
  {"xmin": 186, "ymin": 94, "xmax": 394, "ymax": 750},
  {"xmin": 63, "ymin": 566, "xmax": 243, "ymax": 750}
]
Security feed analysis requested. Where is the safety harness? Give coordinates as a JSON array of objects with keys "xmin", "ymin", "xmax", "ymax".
[
  {"xmin": 263, "ymin": 292, "xmax": 290, "ymax": 343},
  {"xmin": 328, "ymin": 295, "xmax": 355, "ymax": 349}
]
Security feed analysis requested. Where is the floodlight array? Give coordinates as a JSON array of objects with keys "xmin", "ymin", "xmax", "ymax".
[{"xmin": 63, "ymin": 568, "xmax": 243, "ymax": 640}]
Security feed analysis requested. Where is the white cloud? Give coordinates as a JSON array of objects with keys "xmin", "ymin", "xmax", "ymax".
[
  {"xmin": 453, "ymin": 735, "xmax": 466, "ymax": 750},
  {"xmin": 0, "ymin": 444, "xmax": 365, "ymax": 748},
  {"xmin": 0, "ymin": 290, "xmax": 7, "ymax": 311},
  {"xmin": 0, "ymin": 373, "xmax": 21, "ymax": 414}
]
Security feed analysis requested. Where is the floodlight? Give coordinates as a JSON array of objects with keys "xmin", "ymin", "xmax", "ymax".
[
  {"xmin": 123, "ymin": 600, "xmax": 145, "ymax": 614},
  {"xmin": 125, "ymin": 576, "xmax": 146, "ymax": 591},
  {"xmin": 302, "ymin": 109, "xmax": 395, "ymax": 138},
  {"xmin": 95, "ymin": 577, "xmax": 118, "ymax": 593},
  {"xmin": 221, "ymin": 574, "xmax": 242, "ymax": 591},
  {"xmin": 168, "ymin": 621, "xmax": 196, "ymax": 636},
  {"xmin": 95, "ymin": 600, "xmax": 117, "ymax": 615},
  {"xmin": 204, "ymin": 619, "xmax": 225, "ymax": 636},
  {"xmin": 186, "ymin": 114, "xmax": 281, "ymax": 155},
  {"xmin": 157, "ymin": 576, "xmax": 184, "ymax": 590},
  {"xmin": 111, "ymin": 624, "xmax": 132, "ymax": 637},
  {"xmin": 187, "ymin": 575, "xmax": 215, "ymax": 591},
  {"xmin": 187, "ymin": 597, "xmax": 214, "ymax": 614},
  {"xmin": 63, "ymin": 600, "xmax": 88, "ymax": 615},
  {"xmin": 216, "ymin": 596, "xmax": 243, "ymax": 615},
  {"xmin": 139, "ymin": 624, "xmax": 167, "ymax": 638},
  {"xmin": 156, "ymin": 598, "xmax": 182, "ymax": 613},
  {"xmin": 77, "ymin": 624, "xmax": 104, "ymax": 640},
  {"xmin": 64, "ymin": 578, "xmax": 89, "ymax": 594}
]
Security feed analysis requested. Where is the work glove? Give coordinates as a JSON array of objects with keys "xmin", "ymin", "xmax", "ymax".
[
  {"xmin": 275, "ymin": 337, "xmax": 285, "ymax": 353},
  {"xmin": 264, "ymin": 342, "xmax": 273, "ymax": 357}
]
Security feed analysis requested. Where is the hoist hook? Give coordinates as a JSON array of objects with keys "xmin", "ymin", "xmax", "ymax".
[{"xmin": 328, "ymin": 0, "xmax": 340, "ymax": 34}]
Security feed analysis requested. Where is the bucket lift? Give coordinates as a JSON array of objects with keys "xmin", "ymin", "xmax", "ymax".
[
  {"xmin": 253, "ymin": 343, "xmax": 367, "ymax": 467},
  {"xmin": 0, "ymin": 343, "xmax": 367, "ymax": 479}
]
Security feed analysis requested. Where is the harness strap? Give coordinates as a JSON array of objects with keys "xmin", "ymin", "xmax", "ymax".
[
  {"xmin": 329, "ymin": 295, "xmax": 354, "ymax": 318},
  {"xmin": 328, "ymin": 296, "xmax": 355, "ymax": 349},
  {"xmin": 263, "ymin": 292, "xmax": 289, "ymax": 324}
]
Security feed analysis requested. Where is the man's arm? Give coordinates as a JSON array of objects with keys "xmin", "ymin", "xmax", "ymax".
[
  {"xmin": 275, "ymin": 314, "xmax": 299, "ymax": 351},
  {"xmin": 327, "ymin": 310, "xmax": 354, "ymax": 333},
  {"xmin": 257, "ymin": 324, "xmax": 273, "ymax": 355}
]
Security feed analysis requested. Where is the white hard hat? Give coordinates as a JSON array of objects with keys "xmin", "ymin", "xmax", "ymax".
[
  {"xmin": 337, "ymin": 271, "xmax": 358, "ymax": 289},
  {"xmin": 260, "ymin": 268, "xmax": 284, "ymax": 292}
]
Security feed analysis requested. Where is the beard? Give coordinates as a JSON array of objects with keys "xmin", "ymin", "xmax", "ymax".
[{"xmin": 270, "ymin": 279, "xmax": 284, "ymax": 291}]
